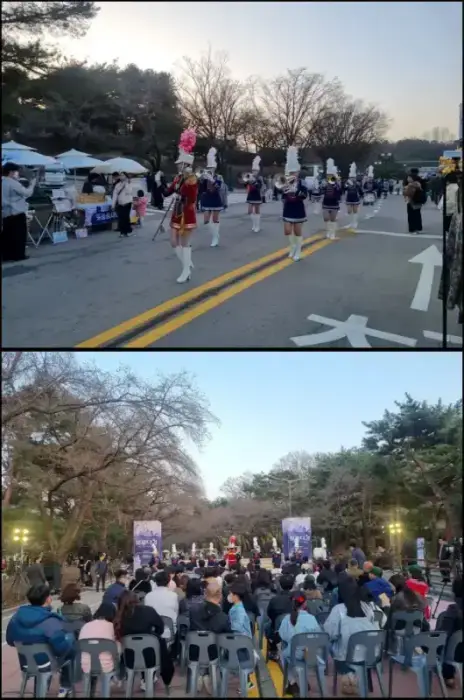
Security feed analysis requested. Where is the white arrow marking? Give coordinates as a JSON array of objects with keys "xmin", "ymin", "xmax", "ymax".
[
  {"xmin": 423, "ymin": 330, "xmax": 462, "ymax": 345},
  {"xmin": 409, "ymin": 245, "xmax": 442, "ymax": 312},
  {"xmin": 291, "ymin": 314, "xmax": 417, "ymax": 348}
]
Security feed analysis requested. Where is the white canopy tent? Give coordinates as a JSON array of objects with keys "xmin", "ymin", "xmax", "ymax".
[
  {"xmin": 56, "ymin": 149, "xmax": 104, "ymax": 169},
  {"xmin": 2, "ymin": 140, "xmax": 37, "ymax": 151},
  {"xmin": 2, "ymin": 149, "xmax": 59, "ymax": 167},
  {"xmin": 91, "ymin": 157, "xmax": 148, "ymax": 175}
]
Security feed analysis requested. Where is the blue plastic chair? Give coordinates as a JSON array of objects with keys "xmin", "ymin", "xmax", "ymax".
[
  {"xmin": 217, "ymin": 633, "xmax": 256, "ymax": 698},
  {"xmin": 388, "ymin": 631, "xmax": 448, "ymax": 698},
  {"xmin": 281, "ymin": 632, "xmax": 329, "ymax": 698},
  {"xmin": 333, "ymin": 630, "xmax": 386, "ymax": 698},
  {"xmin": 15, "ymin": 642, "xmax": 75, "ymax": 698}
]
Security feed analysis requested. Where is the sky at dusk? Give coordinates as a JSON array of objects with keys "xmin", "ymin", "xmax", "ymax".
[
  {"xmin": 53, "ymin": 1, "xmax": 462, "ymax": 141},
  {"xmin": 75, "ymin": 351, "xmax": 462, "ymax": 499}
]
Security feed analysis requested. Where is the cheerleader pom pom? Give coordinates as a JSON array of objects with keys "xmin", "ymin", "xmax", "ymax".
[{"xmin": 179, "ymin": 129, "xmax": 197, "ymax": 153}]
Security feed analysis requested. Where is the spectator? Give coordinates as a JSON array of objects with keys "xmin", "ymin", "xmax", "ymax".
[
  {"xmin": 194, "ymin": 558, "xmax": 206, "ymax": 576},
  {"xmin": 1, "ymin": 161, "xmax": 36, "ymax": 262},
  {"xmin": 26, "ymin": 556, "xmax": 47, "ymax": 587},
  {"xmin": 95, "ymin": 555, "xmax": 109, "ymax": 593},
  {"xmin": 114, "ymin": 590, "xmax": 174, "ymax": 692},
  {"xmin": 128, "ymin": 568, "xmax": 152, "ymax": 596},
  {"xmin": 185, "ymin": 562, "xmax": 200, "ymax": 579},
  {"xmin": 78, "ymin": 603, "xmax": 120, "ymax": 687},
  {"xmin": 403, "ymin": 174, "xmax": 424, "ymax": 234},
  {"xmin": 59, "ymin": 583, "xmax": 92, "ymax": 622},
  {"xmin": 102, "ymin": 569, "xmax": 128, "ymax": 607},
  {"xmin": 133, "ymin": 189, "xmax": 148, "ymax": 227},
  {"xmin": 317, "ymin": 560, "xmax": 338, "ymax": 591},
  {"xmin": 324, "ymin": 579, "xmax": 378, "ymax": 695},
  {"xmin": 145, "ymin": 570, "xmax": 179, "ymax": 633},
  {"xmin": 174, "ymin": 573, "xmax": 189, "ymax": 600},
  {"xmin": 303, "ymin": 575, "xmax": 323, "ymax": 601},
  {"xmin": 166, "ymin": 566, "xmax": 178, "ymax": 591},
  {"xmin": 357, "ymin": 561, "xmax": 374, "ymax": 587},
  {"xmin": 279, "ymin": 592, "xmax": 322, "ymax": 697},
  {"xmin": 405, "ymin": 565, "xmax": 430, "ymax": 619},
  {"xmin": 265, "ymin": 574, "xmax": 295, "ymax": 661},
  {"xmin": 386, "ymin": 573, "xmax": 428, "ymax": 630},
  {"xmin": 349, "ymin": 542, "xmax": 366, "ymax": 568},
  {"xmin": 112, "ymin": 172, "xmax": 133, "ymax": 238},
  {"xmin": 436, "ymin": 577, "xmax": 463, "ymax": 689},
  {"xmin": 228, "ymin": 581, "xmax": 252, "ymax": 637},
  {"xmin": 347, "ymin": 558, "xmax": 362, "ymax": 580},
  {"xmin": 364, "ymin": 567, "xmax": 394, "ymax": 607},
  {"xmin": 251, "ymin": 569, "xmax": 275, "ymax": 603},
  {"xmin": 6, "ymin": 584, "xmax": 75, "ymax": 699},
  {"xmin": 179, "ymin": 577, "xmax": 204, "ymax": 617},
  {"xmin": 190, "ymin": 581, "xmax": 231, "ymax": 634}
]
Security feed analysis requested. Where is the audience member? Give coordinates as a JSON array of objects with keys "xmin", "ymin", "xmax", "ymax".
[
  {"xmin": 364, "ymin": 567, "xmax": 394, "ymax": 607},
  {"xmin": 436, "ymin": 577, "xmax": 463, "ymax": 689},
  {"xmin": 128, "ymin": 568, "xmax": 152, "ymax": 596},
  {"xmin": 102, "ymin": 569, "xmax": 128, "ymax": 607},
  {"xmin": 145, "ymin": 570, "xmax": 179, "ymax": 633},
  {"xmin": 265, "ymin": 573, "xmax": 295, "ymax": 661},
  {"xmin": 59, "ymin": 583, "xmax": 92, "ymax": 622},
  {"xmin": 279, "ymin": 592, "xmax": 321, "ymax": 696},
  {"xmin": 349, "ymin": 542, "xmax": 366, "ymax": 568},
  {"xmin": 179, "ymin": 577, "xmax": 204, "ymax": 617}
]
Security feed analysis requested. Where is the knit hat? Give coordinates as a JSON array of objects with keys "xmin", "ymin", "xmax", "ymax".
[
  {"xmin": 408, "ymin": 564, "xmax": 422, "ymax": 576},
  {"xmin": 371, "ymin": 566, "xmax": 383, "ymax": 577}
]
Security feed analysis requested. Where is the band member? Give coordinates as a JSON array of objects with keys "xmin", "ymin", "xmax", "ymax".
[
  {"xmin": 225, "ymin": 535, "xmax": 238, "ymax": 568},
  {"xmin": 279, "ymin": 146, "xmax": 308, "ymax": 260},
  {"xmin": 245, "ymin": 155, "xmax": 264, "ymax": 232},
  {"xmin": 321, "ymin": 158, "xmax": 342, "ymax": 239},
  {"xmin": 345, "ymin": 162, "xmax": 363, "ymax": 230},
  {"xmin": 199, "ymin": 147, "xmax": 227, "ymax": 247},
  {"xmin": 311, "ymin": 175, "xmax": 322, "ymax": 214},
  {"xmin": 165, "ymin": 129, "xmax": 198, "ymax": 284},
  {"xmin": 363, "ymin": 166, "xmax": 376, "ymax": 205}
]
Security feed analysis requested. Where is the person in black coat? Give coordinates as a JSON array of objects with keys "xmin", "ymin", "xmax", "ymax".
[
  {"xmin": 189, "ymin": 581, "xmax": 231, "ymax": 634},
  {"xmin": 114, "ymin": 591, "xmax": 174, "ymax": 687},
  {"xmin": 436, "ymin": 577, "xmax": 463, "ymax": 687},
  {"xmin": 317, "ymin": 560, "xmax": 338, "ymax": 591},
  {"xmin": 128, "ymin": 568, "xmax": 152, "ymax": 595},
  {"xmin": 265, "ymin": 573, "xmax": 295, "ymax": 661}
]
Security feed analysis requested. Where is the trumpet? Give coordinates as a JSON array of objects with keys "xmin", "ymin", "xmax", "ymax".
[
  {"xmin": 241, "ymin": 172, "xmax": 256, "ymax": 184},
  {"xmin": 195, "ymin": 168, "xmax": 214, "ymax": 181}
]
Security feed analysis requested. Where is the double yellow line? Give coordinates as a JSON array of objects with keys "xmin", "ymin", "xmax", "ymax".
[{"xmin": 77, "ymin": 233, "xmax": 334, "ymax": 348}]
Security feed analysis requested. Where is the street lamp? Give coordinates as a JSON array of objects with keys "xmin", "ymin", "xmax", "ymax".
[{"xmin": 13, "ymin": 528, "xmax": 29, "ymax": 564}]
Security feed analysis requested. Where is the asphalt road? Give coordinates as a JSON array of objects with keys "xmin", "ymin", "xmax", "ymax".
[{"xmin": 3, "ymin": 195, "xmax": 462, "ymax": 348}]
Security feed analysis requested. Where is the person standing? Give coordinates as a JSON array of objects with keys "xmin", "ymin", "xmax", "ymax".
[
  {"xmin": 345, "ymin": 163, "xmax": 363, "ymax": 230},
  {"xmin": 281, "ymin": 146, "xmax": 308, "ymax": 261},
  {"xmin": 2, "ymin": 162, "xmax": 36, "ymax": 262},
  {"xmin": 199, "ymin": 147, "xmax": 225, "ymax": 247},
  {"xmin": 321, "ymin": 158, "xmax": 342, "ymax": 239},
  {"xmin": 95, "ymin": 554, "xmax": 108, "ymax": 593},
  {"xmin": 152, "ymin": 170, "xmax": 166, "ymax": 210},
  {"xmin": 245, "ymin": 155, "xmax": 265, "ymax": 233},
  {"xmin": 112, "ymin": 172, "xmax": 134, "ymax": 237},
  {"xmin": 403, "ymin": 175, "xmax": 425, "ymax": 234}
]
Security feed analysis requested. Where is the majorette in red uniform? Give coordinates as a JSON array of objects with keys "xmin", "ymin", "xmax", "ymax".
[
  {"xmin": 165, "ymin": 129, "xmax": 199, "ymax": 284},
  {"xmin": 225, "ymin": 535, "xmax": 238, "ymax": 568}
]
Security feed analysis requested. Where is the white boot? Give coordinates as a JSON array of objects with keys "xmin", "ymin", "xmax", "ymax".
[
  {"xmin": 352, "ymin": 212, "xmax": 358, "ymax": 230},
  {"xmin": 251, "ymin": 213, "xmax": 257, "ymax": 232},
  {"xmin": 176, "ymin": 244, "xmax": 193, "ymax": 268},
  {"xmin": 293, "ymin": 236, "xmax": 302, "ymax": 261},
  {"xmin": 210, "ymin": 222, "xmax": 220, "ymax": 247},
  {"xmin": 254, "ymin": 214, "xmax": 261, "ymax": 232},
  {"xmin": 288, "ymin": 233, "xmax": 296, "ymax": 258},
  {"xmin": 176, "ymin": 247, "xmax": 191, "ymax": 283},
  {"xmin": 325, "ymin": 221, "xmax": 331, "ymax": 239}
]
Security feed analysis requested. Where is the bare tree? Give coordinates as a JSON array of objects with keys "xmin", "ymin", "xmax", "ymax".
[
  {"xmin": 253, "ymin": 68, "xmax": 342, "ymax": 149},
  {"xmin": 2, "ymin": 352, "xmax": 218, "ymax": 561},
  {"xmin": 175, "ymin": 47, "xmax": 245, "ymax": 147},
  {"xmin": 310, "ymin": 96, "xmax": 390, "ymax": 174}
]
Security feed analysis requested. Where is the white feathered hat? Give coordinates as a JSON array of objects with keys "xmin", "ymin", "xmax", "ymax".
[
  {"xmin": 206, "ymin": 147, "xmax": 217, "ymax": 170},
  {"xmin": 251, "ymin": 155, "xmax": 261, "ymax": 172},
  {"xmin": 326, "ymin": 158, "xmax": 338, "ymax": 177},
  {"xmin": 285, "ymin": 146, "xmax": 300, "ymax": 175},
  {"xmin": 349, "ymin": 162, "xmax": 357, "ymax": 178}
]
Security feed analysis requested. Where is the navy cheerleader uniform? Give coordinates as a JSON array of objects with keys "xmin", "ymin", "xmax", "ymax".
[
  {"xmin": 321, "ymin": 181, "xmax": 342, "ymax": 211},
  {"xmin": 363, "ymin": 180, "xmax": 375, "ymax": 204},
  {"xmin": 246, "ymin": 176, "xmax": 264, "ymax": 205},
  {"xmin": 282, "ymin": 179, "xmax": 308, "ymax": 222},
  {"xmin": 200, "ymin": 176, "xmax": 223, "ymax": 211},
  {"xmin": 345, "ymin": 181, "xmax": 363, "ymax": 206}
]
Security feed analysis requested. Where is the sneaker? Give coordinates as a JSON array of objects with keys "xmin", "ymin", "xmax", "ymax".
[
  {"xmin": 140, "ymin": 678, "xmax": 146, "ymax": 691},
  {"xmin": 197, "ymin": 675, "xmax": 204, "ymax": 692},
  {"xmin": 57, "ymin": 689, "xmax": 70, "ymax": 698},
  {"xmin": 285, "ymin": 683, "xmax": 300, "ymax": 697},
  {"xmin": 247, "ymin": 680, "xmax": 255, "ymax": 691}
]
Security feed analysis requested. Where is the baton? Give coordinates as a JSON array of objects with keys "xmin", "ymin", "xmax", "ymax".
[{"xmin": 152, "ymin": 195, "xmax": 177, "ymax": 242}]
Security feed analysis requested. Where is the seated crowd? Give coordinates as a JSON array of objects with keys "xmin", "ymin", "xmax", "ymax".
[{"xmin": 6, "ymin": 548, "xmax": 463, "ymax": 698}]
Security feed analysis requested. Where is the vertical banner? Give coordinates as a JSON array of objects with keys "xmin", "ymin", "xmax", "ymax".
[
  {"xmin": 416, "ymin": 537, "xmax": 426, "ymax": 567},
  {"xmin": 282, "ymin": 517, "xmax": 312, "ymax": 559},
  {"xmin": 133, "ymin": 520, "xmax": 162, "ymax": 570}
]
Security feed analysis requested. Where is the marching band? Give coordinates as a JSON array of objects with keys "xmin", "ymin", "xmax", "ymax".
[{"xmin": 154, "ymin": 129, "xmax": 392, "ymax": 279}]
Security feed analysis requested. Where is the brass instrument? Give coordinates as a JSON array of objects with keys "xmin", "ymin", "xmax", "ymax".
[
  {"xmin": 195, "ymin": 168, "xmax": 214, "ymax": 182},
  {"xmin": 273, "ymin": 173, "xmax": 298, "ymax": 193},
  {"xmin": 241, "ymin": 172, "xmax": 256, "ymax": 184}
]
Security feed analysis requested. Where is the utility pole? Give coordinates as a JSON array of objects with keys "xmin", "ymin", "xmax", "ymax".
[{"xmin": 267, "ymin": 475, "xmax": 309, "ymax": 518}]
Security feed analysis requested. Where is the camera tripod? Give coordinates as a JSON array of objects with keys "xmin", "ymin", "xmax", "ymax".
[{"xmin": 432, "ymin": 577, "xmax": 452, "ymax": 619}]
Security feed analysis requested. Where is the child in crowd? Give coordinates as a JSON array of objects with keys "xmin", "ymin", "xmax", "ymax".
[
  {"xmin": 133, "ymin": 189, "xmax": 148, "ymax": 226},
  {"xmin": 228, "ymin": 582, "xmax": 258, "ymax": 692}
]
